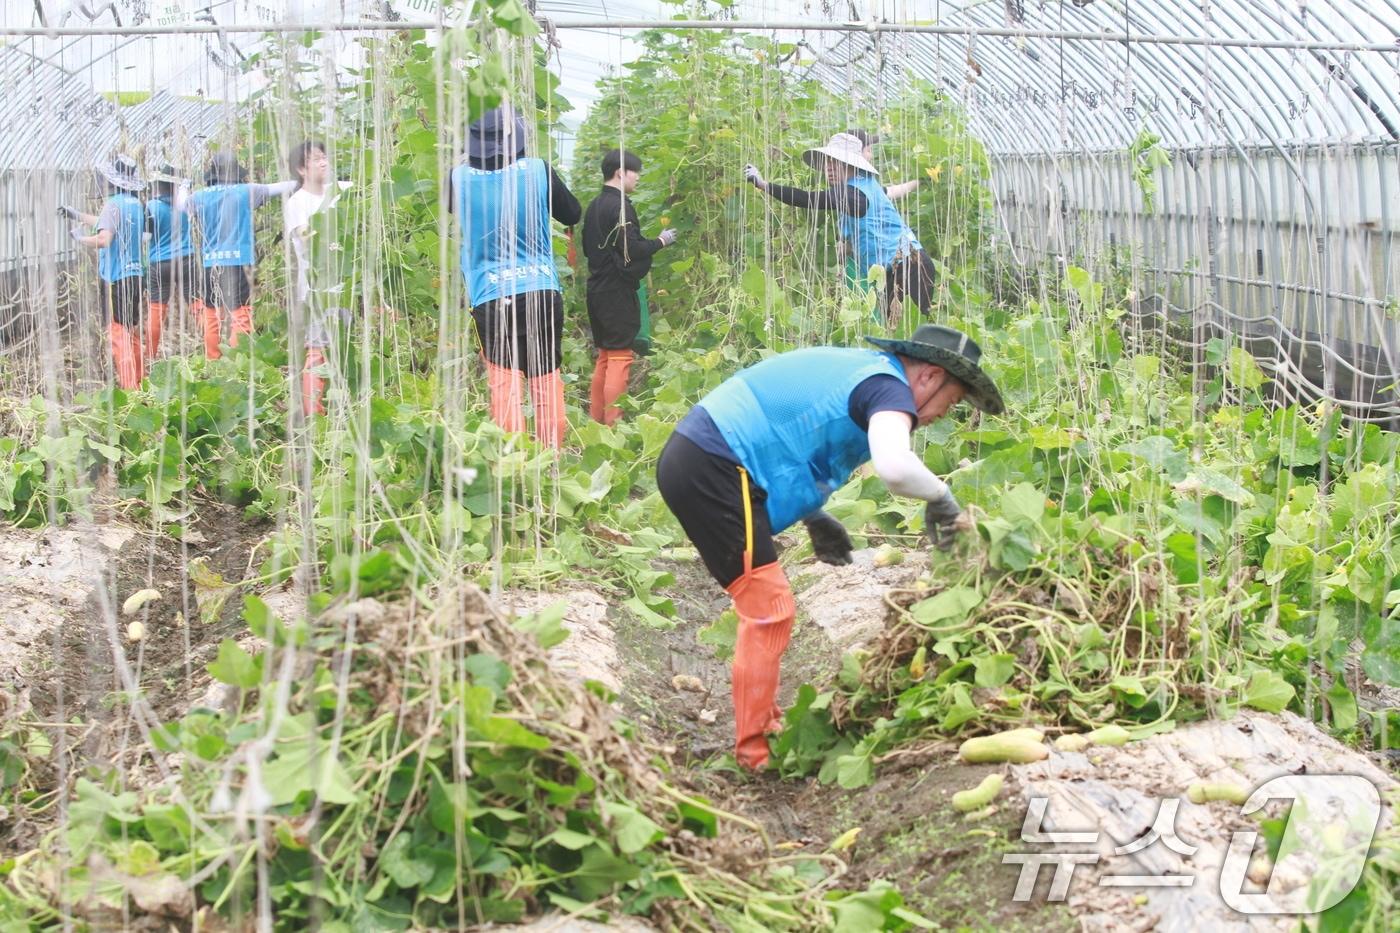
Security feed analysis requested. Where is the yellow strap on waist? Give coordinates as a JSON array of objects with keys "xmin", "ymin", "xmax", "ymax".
[{"xmin": 738, "ymin": 466, "xmax": 754, "ymax": 573}]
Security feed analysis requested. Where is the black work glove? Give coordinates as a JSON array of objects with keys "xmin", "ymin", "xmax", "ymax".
[
  {"xmin": 58, "ymin": 204, "xmax": 79, "ymax": 221},
  {"xmin": 804, "ymin": 511, "xmax": 853, "ymax": 565},
  {"xmin": 924, "ymin": 493, "xmax": 963, "ymax": 552}
]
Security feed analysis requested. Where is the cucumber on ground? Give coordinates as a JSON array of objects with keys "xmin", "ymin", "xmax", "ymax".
[
  {"xmin": 1186, "ymin": 782, "xmax": 1249, "ymax": 805},
  {"xmin": 1085, "ymin": 724, "xmax": 1131, "ymax": 746},
  {"xmin": 958, "ymin": 728, "xmax": 1048, "ymax": 763},
  {"xmin": 951, "ymin": 773, "xmax": 1005, "ymax": 812}
]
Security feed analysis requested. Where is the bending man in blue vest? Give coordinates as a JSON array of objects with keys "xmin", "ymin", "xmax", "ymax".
[
  {"xmin": 745, "ymin": 132, "xmax": 936, "ymax": 325},
  {"xmin": 61, "ymin": 156, "xmax": 148, "ymax": 389},
  {"xmin": 450, "ymin": 106, "xmax": 582, "ymax": 448},
  {"xmin": 657, "ymin": 325, "xmax": 1004, "ymax": 770}
]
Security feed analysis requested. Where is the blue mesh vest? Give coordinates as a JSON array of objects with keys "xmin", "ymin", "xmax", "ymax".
[
  {"xmin": 838, "ymin": 174, "xmax": 922, "ymax": 278},
  {"xmin": 98, "ymin": 193, "xmax": 145, "ymax": 283},
  {"xmin": 191, "ymin": 184, "xmax": 257, "ymax": 268},
  {"xmin": 699, "ymin": 347, "xmax": 909, "ymax": 533},
  {"xmin": 147, "ymin": 196, "xmax": 193, "ymax": 263},
  {"xmin": 452, "ymin": 158, "xmax": 560, "ymax": 306}
]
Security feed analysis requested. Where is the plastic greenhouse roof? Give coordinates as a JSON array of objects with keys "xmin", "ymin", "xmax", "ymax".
[
  {"xmin": 801, "ymin": 1, "xmax": 1400, "ymax": 154},
  {"xmin": 0, "ymin": 1, "xmax": 738, "ymax": 167},
  {"xmin": 0, "ymin": 44, "xmax": 230, "ymax": 174},
  {"xmin": 5, "ymin": 2, "xmax": 1400, "ymax": 160}
]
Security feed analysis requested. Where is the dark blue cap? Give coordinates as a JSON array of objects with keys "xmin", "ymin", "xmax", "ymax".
[{"xmin": 468, "ymin": 106, "xmax": 527, "ymax": 161}]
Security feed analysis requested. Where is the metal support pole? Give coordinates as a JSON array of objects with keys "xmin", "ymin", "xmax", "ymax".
[{"xmin": 0, "ymin": 19, "xmax": 1398, "ymax": 54}]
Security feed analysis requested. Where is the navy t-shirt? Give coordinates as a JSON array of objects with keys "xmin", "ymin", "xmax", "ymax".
[{"xmin": 675, "ymin": 374, "xmax": 917, "ymax": 461}]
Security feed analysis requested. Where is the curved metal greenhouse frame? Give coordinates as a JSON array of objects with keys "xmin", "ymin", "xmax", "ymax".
[
  {"xmin": 804, "ymin": 2, "xmax": 1400, "ymax": 423},
  {"xmin": 2, "ymin": 1, "xmax": 1400, "ymax": 420}
]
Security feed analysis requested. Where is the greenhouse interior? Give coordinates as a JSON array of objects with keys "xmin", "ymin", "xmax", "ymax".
[{"xmin": 0, "ymin": 1, "xmax": 1397, "ymax": 930}]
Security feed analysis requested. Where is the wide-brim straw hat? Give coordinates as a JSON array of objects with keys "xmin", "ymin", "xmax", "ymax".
[
  {"xmin": 468, "ymin": 106, "xmax": 527, "ymax": 161},
  {"xmin": 867, "ymin": 324, "xmax": 1006, "ymax": 415},
  {"xmin": 95, "ymin": 154, "xmax": 146, "ymax": 192},
  {"xmin": 802, "ymin": 132, "xmax": 879, "ymax": 176}
]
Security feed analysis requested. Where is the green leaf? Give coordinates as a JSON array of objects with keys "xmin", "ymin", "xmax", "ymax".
[
  {"xmin": 1360, "ymin": 629, "xmax": 1400, "ymax": 687},
  {"xmin": 242, "ymin": 595, "xmax": 273, "ymax": 639},
  {"xmin": 461, "ymin": 685, "xmax": 550, "ymax": 749},
  {"xmin": 939, "ymin": 683, "xmax": 979, "ymax": 730},
  {"xmin": 1243, "ymin": 670, "xmax": 1295, "ymax": 713},
  {"xmin": 1131, "ymin": 354, "xmax": 1162, "ymax": 381},
  {"xmin": 571, "ymin": 845, "xmax": 641, "ymax": 900},
  {"xmin": 623, "ymin": 596, "xmax": 675, "ymax": 629},
  {"xmin": 513, "ymin": 600, "xmax": 569, "ymax": 649},
  {"xmin": 206, "ymin": 640, "xmax": 262, "ymax": 689},
  {"xmin": 543, "ymin": 828, "xmax": 600, "ymax": 851},
  {"xmin": 973, "ymin": 653, "xmax": 1016, "ymax": 688},
  {"xmin": 1001, "ymin": 482, "xmax": 1046, "ymax": 525},
  {"xmin": 464, "ymin": 653, "xmax": 512, "ymax": 698},
  {"xmin": 1227, "ymin": 347, "xmax": 1265, "ymax": 390},
  {"xmin": 262, "ymin": 737, "xmax": 359, "ymax": 807},
  {"xmin": 379, "ymin": 834, "xmax": 435, "ymax": 889},
  {"xmin": 1027, "ymin": 425, "xmax": 1075, "ymax": 450},
  {"xmin": 1274, "ymin": 408, "xmax": 1321, "ymax": 467},
  {"xmin": 1110, "ymin": 675, "xmax": 1149, "ymax": 709},
  {"xmin": 1179, "ymin": 467, "xmax": 1255, "ymax": 506},
  {"xmin": 601, "ymin": 801, "xmax": 663, "ymax": 854},
  {"xmin": 475, "ymin": 716, "xmax": 551, "ymax": 750},
  {"xmin": 1164, "ymin": 531, "xmax": 1201, "ymax": 584},
  {"xmin": 1325, "ymin": 681, "xmax": 1358, "ymax": 732},
  {"xmin": 676, "ymin": 798, "xmax": 720, "ymax": 838},
  {"xmin": 545, "ymin": 893, "xmax": 607, "ymax": 921},
  {"xmin": 740, "ymin": 264, "xmax": 768, "ymax": 300},
  {"xmin": 834, "ymin": 737, "xmax": 877, "ymax": 789},
  {"xmin": 697, "ymin": 609, "xmax": 738, "ymax": 661},
  {"xmin": 115, "ymin": 839, "xmax": 161, "ymax": 876},
  {"xmin": 65, "ymin": 778, "xmax": 140, "ymax": 854},
  {"xmin": 909, "ymin": 586, "xmax": 982, "ymax": 628},
  {"xmin": 1119, "ymin": 436, "xmax": 1188, "ymax": 481},
  {"xmin": 140, "ymin": 803, "xmax": 192, "ymax": 852}
]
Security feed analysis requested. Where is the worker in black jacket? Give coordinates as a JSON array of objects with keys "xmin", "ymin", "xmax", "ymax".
[{"xmin": 580, "ymin": 148, "xmax": 678, "ymax": 425}]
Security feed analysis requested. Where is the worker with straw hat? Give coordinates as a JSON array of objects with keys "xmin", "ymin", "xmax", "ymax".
[
  {"xmin": 841, "ymin": 129, "xmax": 921, "ymax": 296},
  {"xmin": 745, "ymin": 131, "xmax": 936, "ymax": 325},
  {"xmin": 450, "ymin": 105, "xmax": 582, "ymax": 448},
  {"xmin": 657, "ymin": 324, "xmax": 1005, "ymax": 770},
  {"xmin": 61, "ymin": 155, "xmax": 149, "ymax": 389}
]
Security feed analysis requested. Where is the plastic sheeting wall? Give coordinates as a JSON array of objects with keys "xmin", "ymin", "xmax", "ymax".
[{"xmin": 994, "ymin": 144, "xmax": 1400, "ymax": 420}]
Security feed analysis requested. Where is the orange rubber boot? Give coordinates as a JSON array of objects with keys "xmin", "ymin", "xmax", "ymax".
[
  {"xmin": 600, "ymin": 349, "xmax": 634, "ymax": 426},
  {"xmin": 199, "ymin": 302, "xmax": 222, "ymax": 360},
  {"xmin": 229, "ymin": 305, "xmax": 253, "ymax": 347},
  {"xmin": 145, "ymin": 301, "xmax": 167, "ymax": 361},
  {"xmin": 109, "ymin": 322, "xmax": 144, "ymax": 389},
  {"xmin": 485, "ymin": 361, "xmax": 527, "ymax": 434},
  {"xmin": 302, "ymin": 348, "xmax": 328, "ymax": 416},
  {"xmin": 588, "ymin": 353, "xmax": 608, "ymax": 423},
  {"xmin": 528, "ymin": 370, "xmax": 567, "ymax": 449},
  {"xmin": 726, "ymin": 561, "xmax": 796, "ymax": 770}
]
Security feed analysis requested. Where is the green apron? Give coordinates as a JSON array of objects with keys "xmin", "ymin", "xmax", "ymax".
[{"xmin": 633, "ymin": 280, "xmax": 653, "ymax": 355}]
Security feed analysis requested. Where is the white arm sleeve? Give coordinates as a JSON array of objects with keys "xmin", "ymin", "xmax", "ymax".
[
  {"xmin": 885, "ymin": 179, "xmax": 920, "ymax": 201},
  {"xmin": 251, "ymin": 180, "xmax": 299, "ymax": 208},
  {"xmin": 868, "ymin": 409, "xmax": 952, "ymax": 502}
]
